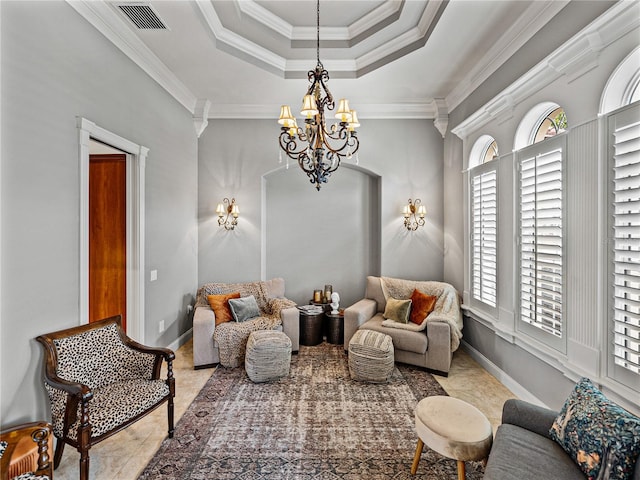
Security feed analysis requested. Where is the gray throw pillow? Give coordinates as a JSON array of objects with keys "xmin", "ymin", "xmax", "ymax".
[{"xmin": 228, "ymin": 295, "xmax": 261, "ymax": 322}]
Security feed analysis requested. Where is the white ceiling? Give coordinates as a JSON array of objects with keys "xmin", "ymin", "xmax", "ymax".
[{"xmin": 70, "ymin": 0, "xmax": 569, "ymax": 122}]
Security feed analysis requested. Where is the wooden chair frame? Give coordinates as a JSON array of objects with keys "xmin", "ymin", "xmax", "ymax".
[
  {"xmin": 0, "ymin": 421, "xmax": 53, "ymax": 480},
  {"xmin": 36, "ymin": 316, "xmax": 175, "ymax": 480}
]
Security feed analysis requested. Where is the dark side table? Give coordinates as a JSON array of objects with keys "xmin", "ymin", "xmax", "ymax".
[
  {"xmin": 299, "ymin": 311, "xmax": 324, "ymax": 346},
  {"xmin": 325, "ymin": 312, "xmax": 344, "ymax": 345}
]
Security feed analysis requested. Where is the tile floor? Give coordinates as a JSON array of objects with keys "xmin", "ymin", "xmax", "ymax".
[{"xmin": 52, "ymin": 340, "xmax": 516, "ymax": 480}]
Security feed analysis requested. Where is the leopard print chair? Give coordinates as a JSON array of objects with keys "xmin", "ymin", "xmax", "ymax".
[
  {"xmin": 0, "ymin": 422, "xmax": 53, "ymax": 480},
  {"xmin": 36, "ymin": 316, "xmax": 175, "ymax": 480}
]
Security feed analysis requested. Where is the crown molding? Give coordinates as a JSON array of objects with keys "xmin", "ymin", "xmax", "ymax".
[
  {"xmin": 446, "ymin": 0, "xmax": 569, "ymax": 113},
  {"xmin": 198, "ymin": 0, "xmax": 445, "ymax": 78},
  {"xmin": 452, "ymin": 1, "xmax": 640, "ymax": 140},
  {"xmin": 238, "ymin": 0, "xmax": 404, "ymax": 43},
  {"xmin": 193, "ymin": 99, "xmax": 211, "ymax": 138},
  {"xmin": 196, "ymin": 1, "xmax": 287, "ymax": 74},
  {"xmin": 66, "ymin": 0, "xmax": 197, "ymax": 113}
]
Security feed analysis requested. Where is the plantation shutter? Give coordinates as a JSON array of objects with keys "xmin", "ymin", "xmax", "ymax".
[
  {"xmin": 609, "ymin": 104, "xmax": 640, "ymax": 388},
  {"xmin": 519, "ymin": 137, "xmax": 564, "ymax": 345},
  {"xmin": 471, "ymin": 168, "xmax": 497, "ymax": 307}
]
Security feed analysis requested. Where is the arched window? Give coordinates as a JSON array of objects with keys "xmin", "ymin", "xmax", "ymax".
[
  {"xmin": 515, "ymin": 104, "xmax": 566, "ymax": 352},
  {"xmin": 469, "ymin": 136, "xmax": 498, "ymax": 309},
  {"xmin": 532, "ymin": 107, "xmax": 567, "ymax": 144},
  {"xmin": 602, "ymin": 47, "xmax": 640, "ymax": 393},
  {"xmin": 600, "ymin": 46, "xmax": 640, "ymax": 114}
]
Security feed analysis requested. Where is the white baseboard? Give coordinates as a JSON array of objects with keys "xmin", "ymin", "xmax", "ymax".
[
  {"xmin": 461, "ymin": 340, "xmax": 547, "ymax": 408},
  {"xmin": 168, "ymin": 328, "xmax": 192, "ymax": 352}
]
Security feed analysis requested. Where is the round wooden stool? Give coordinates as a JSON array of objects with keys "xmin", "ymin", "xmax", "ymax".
[{"xmin": 410, "ymin": 395, "xmax": 493, "ymax": 479}]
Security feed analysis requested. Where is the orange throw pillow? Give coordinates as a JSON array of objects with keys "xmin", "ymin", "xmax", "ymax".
[
  {"xmin": 409, "ymin": 289, "xmax": 437, "ymax": 325},
  {"xmin": 207, "ymin": 292, "xmax": 241, "ymax": 325}
]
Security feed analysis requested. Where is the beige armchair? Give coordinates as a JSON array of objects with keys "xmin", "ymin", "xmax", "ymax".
[
  {"xmin": 193, "ymin": 278, "xmax": 299, "ymax": 369},
  {"xmin": 344, "ymin": 276, "xmax": 462, "ymax": 375}
]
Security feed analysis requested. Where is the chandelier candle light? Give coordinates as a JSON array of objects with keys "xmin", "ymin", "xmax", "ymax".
[
  {"xmin": 216, "ymin": 197, "xmax": 239, "ymax": 230},
  {"xmin": 403, "ymin": 198, "xmax": 426, "ymax": 231},
  {"xmin": 277, "ymin": 0, "xmax": 360, "ymax": 191}
]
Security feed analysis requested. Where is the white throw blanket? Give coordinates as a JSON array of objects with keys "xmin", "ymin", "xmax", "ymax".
[{"xmin": 380, "ymin": 276, "xmax": 463, "ymax": 351}]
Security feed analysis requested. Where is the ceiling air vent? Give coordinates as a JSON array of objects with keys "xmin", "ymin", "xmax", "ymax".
[{"xmin": 117, "ymin": 3, "xmax": 167, "ymax": 30}]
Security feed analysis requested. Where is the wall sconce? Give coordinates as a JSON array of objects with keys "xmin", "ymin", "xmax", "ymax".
[
  {"xmin": 403, "ymin": 198, "xmax": 426, "ymax": 231},
  {"xmin": 215, "ymin": 197, "xmax": 239, "ymax": 230}
]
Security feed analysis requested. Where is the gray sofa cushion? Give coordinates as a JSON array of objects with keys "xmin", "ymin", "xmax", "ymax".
[
  {"xmin": 360, "ymin": 314, "xmax": 428, "ymax": 354},
  {"xmin": 484, "ymin": 423, "xmax": 585, "ymax": 480}
]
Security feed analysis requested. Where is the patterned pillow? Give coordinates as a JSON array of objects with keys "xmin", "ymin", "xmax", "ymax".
[
  {"xmin": 383, "ymin": 298, "xmax": 412, "ymax": 324},
  {"xmin": 0, "ymin": 440, "xmax": 6, "ymax": 458},
  {"xmin": 549, "ymin": 377, "xmax": 640, "ymax": 480}
]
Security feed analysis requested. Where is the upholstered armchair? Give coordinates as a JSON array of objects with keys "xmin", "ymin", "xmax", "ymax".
[
  {"xmin": 36, "ymin": 316, "xmax": 175, "ymax": 480},
  {"xmin": 0, "ymin": 422, "xmax": 53, "ymax": 480}
]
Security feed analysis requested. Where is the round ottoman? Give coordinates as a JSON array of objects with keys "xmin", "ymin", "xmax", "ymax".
[
  {"xmin": 245, "ymin": 330, "xmax": 292, "ymax": 383},
  {"xmin": 348, "ymin": 329, "xmax": 394, "ymax": 383},
  {"xmin": 410, "ymin": 395, "xmax": 493, "ymax": 479}
]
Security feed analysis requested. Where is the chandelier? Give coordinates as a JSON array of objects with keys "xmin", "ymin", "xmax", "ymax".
[{"xmin": 277, "ymin": 0, "xmax": 360, "ymax": 191}]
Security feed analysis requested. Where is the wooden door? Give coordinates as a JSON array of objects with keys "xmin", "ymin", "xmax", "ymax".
[{"xmin": 89, "ymin": 154, "xmax": 127, "ymax": 329}]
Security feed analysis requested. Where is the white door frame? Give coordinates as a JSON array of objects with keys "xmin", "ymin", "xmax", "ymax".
[{"xmin": 78, "ymin": 117, "xmax": 147, "ymax": 343}]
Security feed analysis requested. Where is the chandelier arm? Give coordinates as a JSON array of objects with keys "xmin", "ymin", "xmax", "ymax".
[
  {"xmin": 279, "ymin": 130, "xmax": 313, "ymax": 161},
  {"xmin": 322, "ymin": 131, "xmax": 359, "ymax": 156}
]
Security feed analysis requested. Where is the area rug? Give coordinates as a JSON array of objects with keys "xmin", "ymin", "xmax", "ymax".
[{"xmin": 139, "ymin": 343, "xmax": 484, "ymax": 479}]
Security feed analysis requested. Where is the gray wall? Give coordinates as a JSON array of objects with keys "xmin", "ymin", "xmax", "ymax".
[
  {"xmin": 265, "ymin": 165, "xmax": 380, "ymax": 308},
  {"xmin": 1, "ymin": 2, "xmax": 198, "ymax": 423},
  {"xmin": 198, "ymin": 119, "xmax": 445, "ymax": 305}
]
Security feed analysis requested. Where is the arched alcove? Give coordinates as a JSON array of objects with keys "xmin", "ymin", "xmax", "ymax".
[{"xmin": 263, "ymin": 165, "xmax": 381, "ymax": 308}]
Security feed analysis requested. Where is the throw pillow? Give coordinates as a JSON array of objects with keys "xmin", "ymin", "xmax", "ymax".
[
  {"xmin": 207, "ymin": 292, "xmax": 241, "ymax": 326},
  {"xmin": 549, "ymin": 377, "xmax": 640, "ymax": 480},
  {"xmin": 409, "ymin": 289, "xmax": 437, "ymax": 325},
  {"xmin": 383, "ymin": 298, "xmax": 412, "ymax": 324},
  {"xmin": 228, "ymin": 295, "xmax": 261, "ymax": 322}
]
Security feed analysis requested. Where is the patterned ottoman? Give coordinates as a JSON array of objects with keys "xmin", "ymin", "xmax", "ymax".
[
  {"xmin": 245, "ymin": 330, "xmax": 292, "ymax": 383},
  {"xmin": 348, "ymin": 329, "xmax": 394, "ymax": 383}
]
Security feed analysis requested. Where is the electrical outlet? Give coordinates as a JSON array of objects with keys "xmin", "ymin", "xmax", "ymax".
[
  {"xmin": 159, "ymin": 320, "xmax": 165, "ymax": 333},
  {"xmin": 150, "ymin": 270, "xmax": 158, "ymax": 282},
  {"xmin": 187, "ymin": 304, "xmax": 193, "ymax": 312}
]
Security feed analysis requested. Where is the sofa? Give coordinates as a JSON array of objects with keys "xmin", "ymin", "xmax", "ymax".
[
  {"xmin": 344, "ymin": 276, "xmax": 462, "ymax": 375},
  {"xmin": 484, "ymin": 398, "xmax": 640, "ymax": 480},
  {"xmin": 193, "ymin": 278, "xmax": 299, "ymax": 369}
]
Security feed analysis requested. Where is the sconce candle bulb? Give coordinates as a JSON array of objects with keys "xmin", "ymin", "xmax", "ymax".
[
  {"xmin": 216, "ymin": 197, "xmax": 239, "ymax": 230},
  {"xmin": 403, "ymin": 198, "xmax": 426, "ymax": 231}
]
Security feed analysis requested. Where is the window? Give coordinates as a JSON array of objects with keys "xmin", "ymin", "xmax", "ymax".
[
  {"xmin": 517, "ymin": 106, "xmax": 567, "ymax": 351},
  {"xmin": 482, "ymin": 140, "xmax": 499, "ymax": 164},
  {"xmin": 607, "ymin": 103, "xmax": 640, "ymax": 391},
  {"xmin": 471, "ymin": 168, "xmax": 497, "ymax": 307},
  {"xmin": 533, "ymin": 107, "xmax": 567, "ymax": 144},
  {"xmin": 469, "ymin": 136, "xmax": 498, "ymax": 309}
]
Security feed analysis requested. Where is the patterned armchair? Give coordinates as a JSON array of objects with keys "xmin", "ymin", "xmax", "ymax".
[
  {"xmin": 36, "ymin": 316, "xmax": 175, "ymax": 480},
  {"xmin": 0, "ymin": 421, "xmax": 53, "ymax": 480}
]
